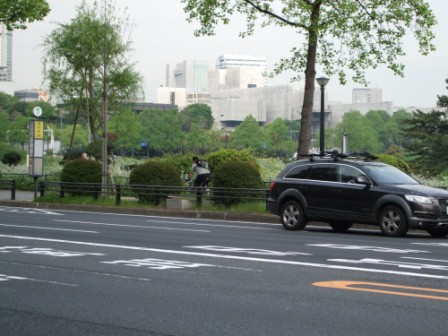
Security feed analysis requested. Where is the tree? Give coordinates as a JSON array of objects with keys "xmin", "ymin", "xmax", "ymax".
[
  {"xmin": 7, "ymin": 116, "xmax": 29, "ymax": 150},
  {"xmin": 138, "ymin": 108, "xmax": 185, "ymax": 154},
  {"xmin": 43, "ymin": 0, "xmax": 143, "ymax": 142},
  {"xmin": 108, "ymin": 108, "xmax": 142, "ymax": 154},
  {"xmin": 263, "ymin": 118, "xmax": 294, "ymax": 156},
  {"xmin": 182, "ymin": 0, "xmax": 436, "ymax": 157},
  {"xmin": 335, "ymin": 111, "xmax": 380, "ymax": 153},
  {"xmin": 0, "ymin": 111, "xmax": 9, "ymax": 142},
  {"xmin": 230, "ymin": 115, "xmax": 263, "ymax": 150},
  {"xmin": 185, "ymin": 125, "xmax": 213, "ymax": 153},
  {"xmin": 0, "ymin": 0, "xmax": 50, "ymax": 30},
  {"xmin": 60, "ymin": 124, "xmax": 89, "ymax": 151},
  {"xmin": 437, "ymin": 77, "xmax": 448, "ymax": 110},
  {"xmin": 385, "ymin": 109, "xmax": 412, "ymax": 148},
  {"xmin": 181, "ymin": 103, "xmax": 214, "ymax": 132},
  {"xmin": 401, "ymin": 109, "xmax": 448, "ymax": 175},
  {"xmin": 364, "ymin": 110, "xmax": 391, "ymax": 152},
  {"xmin": 0, "ymin": 92, "xmax": 19, "ymax": 115},
  {"xmin": 25, "ymin": 101, "xmax": 56, "ymax": 120}
]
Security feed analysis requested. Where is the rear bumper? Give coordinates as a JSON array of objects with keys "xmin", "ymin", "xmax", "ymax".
[{"xmin": 267, "ymin": 199, "xmax": 279, "ymax": 216}]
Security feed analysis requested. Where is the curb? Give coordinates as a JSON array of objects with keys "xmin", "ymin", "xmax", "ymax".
[{"xmin": 0, "ymin": 200, "xmax": 280, "ymax": 224}]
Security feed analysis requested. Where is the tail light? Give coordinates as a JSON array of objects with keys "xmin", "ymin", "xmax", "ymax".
[{"xmin": 269, "ymin": 182, "xmax": 276, "ymax": 191}]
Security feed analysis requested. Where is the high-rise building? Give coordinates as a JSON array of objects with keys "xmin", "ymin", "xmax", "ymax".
[
  {"xmin": 14, "ymin": 89, "xmax": 49, "ymax": 102},
  {"xmin": 215, "ymin": 54, "xmax": 267, "ymax": 70},
  {"xmin": 352, "ymin": 88, "xmax": 382, "ymax": 103},
  {"xmin": 166, "ymin": 60, "xmax": 209, "ymax": 91},
  {"xmin": 0, "ymin": 24, "xmax": 13, "ymax": 81},
  {"xmin": 209, "ymin": 54, "xmax": 267, "ymax": 91}
]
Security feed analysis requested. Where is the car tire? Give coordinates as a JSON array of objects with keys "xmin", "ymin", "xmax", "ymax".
[
  {"xmin": 378, "ymin": 205, "xmax": 408, "ymax": 237},
  {"xmin": 329, "ymin": 221, "xmax": 353, "ymax": 233},
  {"xmin": 426, "ymin": 227, "xmax": 448, "ymax": 238},
  {"xmin": 280, "ymin": 200, "xmax": 306, "ymax": 230}
]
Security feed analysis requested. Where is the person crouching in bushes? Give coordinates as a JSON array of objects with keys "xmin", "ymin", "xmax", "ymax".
[{"xmin": 188, "ymin": 156, "xmax": 210, "ymax": 188}]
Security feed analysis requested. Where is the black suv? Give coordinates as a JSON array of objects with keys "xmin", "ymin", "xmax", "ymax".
[{"xmin": 267, "ymin": 155, "xmax": 448, "ymax": 237}]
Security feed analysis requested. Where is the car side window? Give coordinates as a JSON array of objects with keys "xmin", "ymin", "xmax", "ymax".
[
  {"xmin": 285, "ymin": 164, "xmax": 337, "ymax": 182},
  {"xmin": 285, "ymin": 166, "xmax": 312, "ymax": 179},
  {"xmin": 310, "ymin": 165, "xmax": 337, "ymax": 182},
  {"xmin": 338, "ymin": 165, "xmax": 363, "ymax": 183}
]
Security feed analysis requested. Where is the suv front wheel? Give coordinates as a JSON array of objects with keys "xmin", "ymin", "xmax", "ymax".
[
  {"xmin": 378, "ymin": 205, "xmax": 408, "ymax": 237},
  {"xmin": 280, "ymin": 200, "xmax": 307, "ymax": 230}
]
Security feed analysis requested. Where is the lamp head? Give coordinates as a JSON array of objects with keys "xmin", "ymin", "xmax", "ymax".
[{"xmin": 316, "ymin": 77, "xmax": 330, "ymax": 87}]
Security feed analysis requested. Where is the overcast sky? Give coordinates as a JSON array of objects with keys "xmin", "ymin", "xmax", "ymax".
[{"xmin": 4, "ymin": 0, "xmax": 448, "ymax": 108}]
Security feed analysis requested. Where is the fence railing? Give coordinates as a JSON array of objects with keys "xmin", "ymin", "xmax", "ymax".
[
  {"xmin": 0, "ymin": 179, "xmax": 16, "ymax": 200},
  {"xmin": 35, "ymin": 181, "xmax": 270, "ymax": 209}
]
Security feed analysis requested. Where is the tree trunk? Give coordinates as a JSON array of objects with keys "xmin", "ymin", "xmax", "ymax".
[{"xmin": 297, "ymin": 3, "xmax": 321, "ymax": 158}]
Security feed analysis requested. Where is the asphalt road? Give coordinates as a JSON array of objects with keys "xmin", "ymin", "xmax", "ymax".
[{"xmin": 1, "ymin": 206, "xmax": 447, "ymax": 336}]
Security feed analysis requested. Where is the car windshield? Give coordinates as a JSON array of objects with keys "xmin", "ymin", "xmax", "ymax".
[{"xmin": 363, "ymin": 164, "xmax": 419, "ymax": 185}]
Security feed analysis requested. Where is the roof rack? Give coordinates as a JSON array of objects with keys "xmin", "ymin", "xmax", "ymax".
[
  {"xmin": 306, "ymin": 151, "xmax": 377, "ymax": 162},
  {"xmin": 345, "ymin": 152, "xmax": 378, "ymax": 161}
]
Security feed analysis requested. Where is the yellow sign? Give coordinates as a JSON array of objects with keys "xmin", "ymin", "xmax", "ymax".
[{"xmin": 34, "ymin": 121, "xmax": 44, "ymax": 139}]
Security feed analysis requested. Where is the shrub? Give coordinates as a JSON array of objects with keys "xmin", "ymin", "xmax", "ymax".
[
  {"xmin": 60, "ymin": 159, "xmax": 102, "ymax": 196},
  {"xmin": 129, "ymin": 160, "xmax": 182, "ymax": 203},
  {"xmin": 87, "ymin": 139, "xmax": 115, "ymax": 161},
  {"xmin": 207, "ymin": 148, "xmax": 259, "ymax": 174},
  {"xmin": 2, "ymin": 151, "xmax": 22, "ymax": 166},
  {"xmin": 377, "ymin": 153, "xmax": 412, "ymax": 174},
  {"xmin": 212, "ymin": 160, "xmax": 263, "ymax": 206},
  {"xmin": 162, "ymin": 153, "xmax": 194, "ymax": 180},
  {"xmin": 61, "ymin": 149, "xmax": 84, "ymax": 164}
]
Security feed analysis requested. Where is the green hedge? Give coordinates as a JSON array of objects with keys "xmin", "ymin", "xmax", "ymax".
[
  {"xmin": 207, "ymin": 149, "xmax": 259, "ymax": 174},
  {"xmin": 212, "ymin": 160, "xmax": 262, "ymax": 206},
  {"xmin": 129, "ymin": 160, "xmax": 182, "ymax": 203},
  {"xmin": 60, "ymin": 159, "xmax": 102, "ymax": 196}
]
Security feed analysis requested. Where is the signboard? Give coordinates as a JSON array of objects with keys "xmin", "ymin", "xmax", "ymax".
[
  {"xmin": 34, "ymin": 120, "xmax": 44, "ymax": 139},
  {"xmin": 28, "ymin": 120, "xmax": 44, "ymax": 177}
]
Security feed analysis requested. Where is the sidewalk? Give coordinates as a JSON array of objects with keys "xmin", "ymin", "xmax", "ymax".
[{"xmin": 0, "ymin": 190, "xmax": 35, "ymax": 201}]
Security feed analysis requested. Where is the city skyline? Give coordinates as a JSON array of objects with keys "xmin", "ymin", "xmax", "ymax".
[{"xmin": 2, "ymin": 0, "xmax": 447, "ymax": 108}]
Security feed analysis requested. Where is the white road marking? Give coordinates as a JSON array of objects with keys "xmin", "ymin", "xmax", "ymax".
[
  {"xmin": 147, "ymin": 220, "xmax": 275, "ymax": 230},
  {"xmin": 0, "ymin": 246, "xmax": 105, "ymax": 257},
  {"xmin": 53, "ymin": 220, "xmax": 210, "ymax": 233},
  {"xmin": 186, "ymin": 245, "xmax": 311, "ymax": 256},
  {"xmin": 307, "ymin": 244, "xmax": 428, "ymax": 254},
  {"xmin": 0, "ymin": 223, "xmax": 98, "ymax": 233},
  {"xmin": 102, "ymin": 258, "xmax": 213, "ymax": 270},
  {"xmin": 402, "ymin": 257, "xmax": 448, "ymax": 263},
  {"xmin": 1, "ymin": 234, "xmax": 448, "ymax": 279},
  {"xmin": 328, "ymin": 258, "xmax": 448, "ymax": 271},
  {"xmin": 412, "ymin": 242, "xmax": 448, "ymax": 247},
  {"xmin": 0, "ymin": 273, "xmax": 77, "ymax": 286},
  {"xmin": 0, "ymin": 207, "xmax": 62, "ymax": 215}
]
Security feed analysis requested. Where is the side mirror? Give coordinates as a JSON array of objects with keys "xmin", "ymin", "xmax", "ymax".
[{"xmin": 355, "ymin": 175, "xmax": 372, "ymax": 186}]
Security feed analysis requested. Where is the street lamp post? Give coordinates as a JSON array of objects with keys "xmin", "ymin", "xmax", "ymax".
[{"xmin": 316, "ymin": 76, "xmax": 329, "ymax": 156}]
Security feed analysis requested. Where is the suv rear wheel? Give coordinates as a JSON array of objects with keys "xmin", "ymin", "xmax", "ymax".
[
  {"xmin": 280, "ymin": 200, "xmax": 306, "ymax": 230},
  {"xmin": 378, "ymin": 205, "xmax": 408, "ymax": 237},
  {"xmin": 329, "ymin": 221, "xmax": 353, "ymax": 233}
]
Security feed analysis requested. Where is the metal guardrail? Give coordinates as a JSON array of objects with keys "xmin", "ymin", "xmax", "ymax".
[
  {"xmin": 0, "ymin": 179, "xmax": 16, "ymax": 200},
  {"xmin": 37, "ymin": 181, "xmax": 270, "ymax": 208}
]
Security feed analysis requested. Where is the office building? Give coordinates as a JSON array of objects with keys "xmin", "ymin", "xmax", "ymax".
[
  {"xmin": 14, "ymin": 89, "xmax": 48, "ymax": 102},
  {"xmin": 157, "ymin": 87, "xmax": 210, "ymax": 110},
  {"xmin": 0, "ymin": 24, "xmax": 13, "ymax": 81},
  {"xmin": 352, "ymin": 88, "xmax": 382, "ymax": 103},
  {"xmin": 166, "ymin": 60, "xmax": 209, "ymax": 91},
  {"xmin": 209, "ymin": 54, "xmax": 267, "ymax": 91}
]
